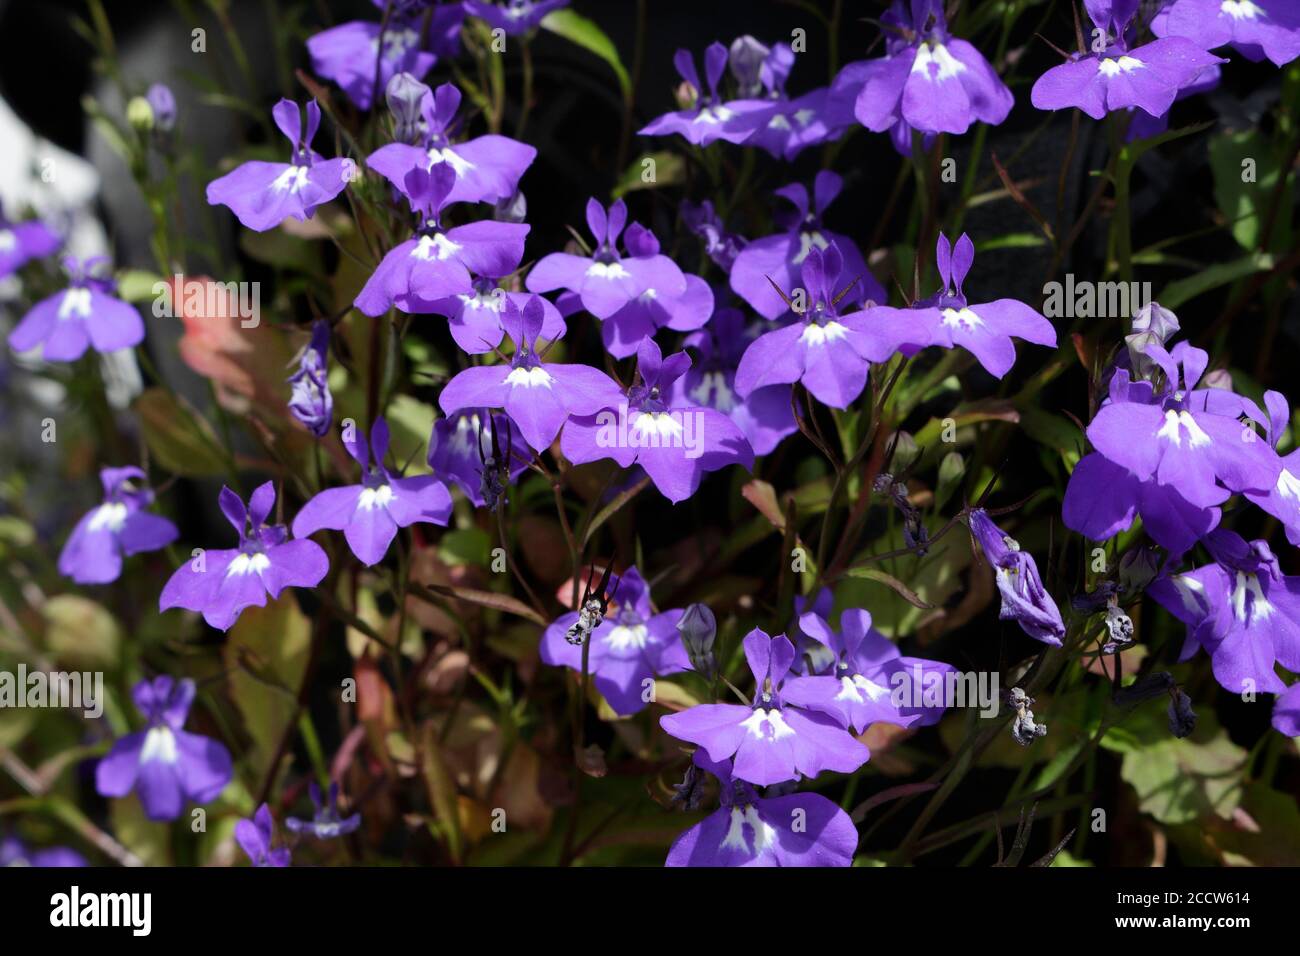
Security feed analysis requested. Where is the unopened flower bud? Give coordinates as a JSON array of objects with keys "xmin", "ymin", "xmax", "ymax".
[
  {"xmin": 1118, "ymin": 546, "xmax": 1159, "ymax": 593},
  {"xmin": 146, "ymin": 84, "xmax": 176, "ymax": 133},
  {"xmin": 676, "ymin": 603, "xmax": 717, "ymax": 681},
  {"xmin": 127, "ymin": 96, "xmax": 154, "ymax": 132},
  {"xmin": 386, "ymin": 72, "xmax": 430, "ymax": 143}
]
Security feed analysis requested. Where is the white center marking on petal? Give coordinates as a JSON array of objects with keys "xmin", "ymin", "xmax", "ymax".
[
  {"xmin": 140, "ymin": 726, "xmax": 178, "ymax": 765},
  {"xmin": 0, "ymin": 230, "xmax": 15, "ymax": 253},
  {"xmin": 1156, "ymin": 409, "xmax": 1212, "ymax": 448},
  {"xmin": 88, "ymin": 501, "xmax": 129, "ymax": 533},
  {"xmin": 690, "ymin": 370, "xmax": 735, "ymax": 413},
  {"xmin": 357, "ymin": 484, "xmax": 395, "ymax": 512},
  {"xmin": 941, "ymin": 307, "xmax": 983, "ymax": 331},
  {"xmin": 835, "ymin": 674, "xmax": 889, "ymax": 703},
  {"xmin": 1276, "ymin": 468, "xmax": 1300, "ymax": 502},
  {"xmin": 272, "ymin": 165, "xmax": 311, "ymax": 193},
  {"xmin": 504, "ymin": 366, "xmax": 553, "ymax": 389},
  {"xmin": 426, "ymin": 146, "xmax": 475, "ymax": 177},
  {"xmin": 719, "ymin": 805, "xmax": 777, "ymax": 854},
  {"xmin": 458, "ymin": 290, "xmax": 506, "ymax": 313},
  {"xmin": 740, "ymin": 707, "xmax": 796, "ymax": 741},
  {"xmin": 1231, "ymin": 571, "xmax": 1273, "ymax": 625},
  {"xmin": 58, "ymin": 287, "xmax": 93, "ymax": 321},
  {"xmin": 1221, "ymin": 0, "xmax": 1264, "ymax": 21},
  {"xmin": 585, "ymin": 262, "xmax": 630, "ymax": 280},
  {"xmin": 412, "ymin": 233, "xmax": 462, "ymax": 261},
  {"xmin": 792, "ymin": 230, "xmax": 830, "ymax": 265},
  {"xmin": 605, "ymin": 624, "xmax": 648, "ymax": 652},
  {"xmin": 226, "ymin": 552, "xmax": 271, "ymax": 577},
  {"xmin": 370, "ymin": 27, "xmax": 420, "ymax": 59},
  {"xmin": 696, "ymin": 104, "xmax": 736, "ymax": 125},
  {"xmin": 1099, "ymin": 55, "xmax": 1144, "ymax": 76},
  {"xmin": 632, "ymin": 412, "xmax": 684, "ymax": 440},
  {"xmin": 1170, "ymin": 573, "xmax": 1207, "ymax": 617},
  {"xmin": 912, "ymin": 42, "xmax": 968, "ymax": 82},
  {"xmin": 800, "ymin": 320, "xmax": 847, "ymax": 347}
]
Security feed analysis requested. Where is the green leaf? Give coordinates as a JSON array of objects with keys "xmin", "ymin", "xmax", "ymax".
[
  {"xmin": 116, "ymin": 269, "xmax": 165, "ymax": 304},
  {"xmin": 134, "ymin": 387, "xmax": 230, "ymax": 477},
  {"xmin": 843, "ymin": 566, "xmax": 934, "ymax": 609},
  {"xmin": 542, "ymin": 9, "xmax": 631, "ymax": 100},
  {"xmin": 42, "ymin": 595, "xmax": 121, "ymax": 669},
  {"xmin": 1157, "ymin": 252, "xmax": 1274, "ymax": 310},
  {"xmin": 612, "ymin": 151, "xmax": 686, "ymax": 198},
  {"xmin": 438, "ymin": 528, "xmax": 492, "ymax": 567}
]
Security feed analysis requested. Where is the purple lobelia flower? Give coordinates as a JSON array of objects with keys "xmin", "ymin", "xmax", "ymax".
[
  {"xmin": 722, "ymin": 36, "xmax": 836, "ymax": 161},
  {"xmin": 236, "ymin": 804, "xmax": 291, "ymax": 867},
  {"xmin": 58, "ymin": 466, "xmax": 178, "ymax": 585},
  {"xmin": 1149, "ymin": 529, "xmax": 1300, "ymax": 695},
  {"xmin": 307, "ymin": 2, "xmax": 463, "ymax": 111},
  {"xmin": 1082, "ymin": 340, "xmax": 1280, "ymax": 515},
  {"xmin": 159, "ymin": 482, "xmax": 329, "ymax": 631},
  {"xmin": 292, "ymin": 417, "xmax": 451, "ymax": 566},
  {"xmin": 438, "ymin": 295, "xmax": 623, "ymax": 451},
  {"xmin": 8, "ymin": 256, "xmax": 144, "ymax": 362},
  {"xmin": 667, "ymin": 306, "xmax": 797, "ymax": 457},
  {"xmin": 867, "ymin": 233, "xmax": 1058, "ymax": 378},
  {"xmin": 638, "ymin": 42, "xmax": 772, "ymax": 146},
  {"xmin": 665, "ymin": 751, "xmax": 857, "ymax": 867},
  {"xmin": 832, "ymin": 0, "xmax": 1014, "ymax": 145},
  {"xmin": 0, "ymin": 837, "xmax": 87, "ymax": 868},
  {"xmin": 1244, "ymin": 390, "xmax": 1300, "ymax": 546},
  {"xmin": 0, "ymin": 209, "xmax": 60, "ymax": 279},
  {"xmin": 427, "ymin": 409, "xmax": 531, "ymax": 508},
  {"xmin": 286, "ymin": 781, "xmax": 361, "ymax": 839},
  {"xmin": 780, "ymin": 609, "xmax": 955, "ymax": 733},
  {"xmin": 462, "ymin": 0, "xmax": 568, "ymax": 35},
  {"xmin": 206, "ymin": 100, "xmax": 355, "ymax": 233},
  {"xmin": 525, "ymin": 199, "xmax": 691, "ymax": 338},
  {"xmin": 968, "ymin": 508, "xmax": 1066, "ymax": 645},
  {"xmin": 561, "ymin": 337, "xmax": 755, "ymax": 503},
  {"xmin": 734, "ymin": 244, "xmax": 897, "ymax": 410},
  {"xmin": 539, "ymin": 565, "xmax": 689, "ymax": 715},
  {"xmin": 1031, "ymin": 2, "xmax": 1225, "ymax": 120},
  {"xmin": 660, "ymin": 629, "xmax": 870, "ymax": 787},
  {"xmin": 729, "ymin": 171, "xmax": 883, "ymax": 320},
  {"xmin": 1125, "ymin": 62, "xmax": 1221, "ymax": 140},
  {"xmin": 680, "ymin": 199, "xmax": 746, "ymax": 273},
  {"xmin": 95, "ymin": 676, "xmax": 233, "ymax": 822},
  {"xmin": 553, "ymin": 221, "xmax": 712, "ymax": 358},
  {"xmin": 288, "ymin": 320, "xmax": 333, "ymax": 437},
  {"xmin": 423, "ymin": 278, "xmax": 566, "ymax": 354},
  {"xmin": 1274, "ymin": 682, "xmax": 1300, "ymax": 737},
  {"xmin": 367, "ymin": 80, "xmax": 537, "ymax": 207},
  {"xmin": 354, "ymin": 164, "xmax": 529, "ymax": 316},
  {"xmin": 1153, "ymin": 0, "xmax": 1300, "ymax": 67}
]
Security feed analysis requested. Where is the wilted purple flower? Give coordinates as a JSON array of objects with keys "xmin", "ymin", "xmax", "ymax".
[
  {"xmin": 8, "ymin": 256, "xmax": 143, "ymax": 362},
  {"xmin": 1153, "ymin": 0, "xmax": 1300, "ymax": 67},
  {"xmin": 668, "ymin": 307, "xmax": 797, "ymax": 457},
  {"xmin": 968, "ymin": 508, "xmax": 1065, "ymax": 646},
  {"xmin": 0, "ymin": 210, "xmax": 60, "ymax": 279},
  {"xmin": 729, "ymin": 171, "xmax": 882, "ymax": 319},
  {"xmin": 367, "ymin": 81, "xmax": 537, "ymax": 207},
  {"xmin": 58, "ymin": 466, "xmax": 178, "ymax": 585},
  {"xmin": 734, "ymin": 244, "xmax": 897, "ymax": 410},
  {"xmin": 1032, "ymin": 2, "xmax": 1225, "ymax": 120},
  {"xmin": 665, "ymin": 751, "xmax": 857, "ymax": 867},
  {"xmin": 526, "ymin": 199, "xmax": 693, "ymax": 352},
  {"xmin": 438, "ymin": 295, "xmax": 623, "ymax": 451},
  {"xmin": 95, "ymin": 676, "xmax": 233, "ymax": 822},
  {"xmin": 159, "ymin": 482, "xmax": 329, "ymax": 631},
  {"xmin": 660, "ymin": 629, "xmax": 870, "ymax": 787},
  {"xmin": 1149, "ymin": 529, "xmax": 1300, "ymax": 696},
  {"xmin": 462, "ymin": 0, "xmax": 568, "ymax": 35},
  {"xmin": 286, "ymin": 782, "xmax": 361, "ymax": 839},
  {"xmin": 292, "ymin": 417, "xmax": 451, "ymax": 566},
  {"xmin": 288, "ymin": 320, "xmax": 333, "ymax": 437},
  {"xmin": 1273, "ymin": 682, "xmax": 1300, "ymax": 737},
  {"xmin": 307, "ymin": 3, "xmax": 463, "ymax": 111},
  {"xmin": 539, "ymin": 566, "xmax": 689, "ymax": 715},
  {"xmin": 427, "ymin": 409, "xmax": 531, "ymax": 508},
  {"xmin": 638, "ymin": 42, "xmax": 772, "ymax": 146},
  {"xmin": 354, "ymin": 164, "xmax": 529, "ymax": 316},
  {"xmin": 145, "ymin": 83, "xmax": 177, "ymax": 132},
  {"xmin": 1008, "ymin": 686, "xmax": 1048, "ymax": 746},
  {"xmin": 1168, "ymin": 687, "xmax": 1197, "ymax": 738},
  {"xmin": 206, "ymin": 100, "xmax": 355, "ymax": 233},
  {"xmin": 867, "ymin": 233, "xmax": 1058, "ymax": 379},
  {"xmin": 781, "ymin": 609, "xmax": 955, "ymax": 733},
  {"xmin": 680, "ymin": 199, "xmax": 746, "ymax": 272},
  {"xmin": 236, "ymin": 805, "xmax": 291, "ymax": 867},
  {"xmin": 561, "ymin": 337, "xmax": 755, "ymax": 503},
  {"xmin": 0, "ymin": 837, "xmax": 87, "ymax": 868},
  {"xmin": 831, "ymin": 0, "xmax": 1013, "ymax": 144}
]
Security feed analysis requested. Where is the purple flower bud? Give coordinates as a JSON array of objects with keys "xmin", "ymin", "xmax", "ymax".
[
  {"xmin": 728, "ymin": 35, "xmax": 771, "ymax": 97},
  {"xmin": 288, "ymin": 320, "xmax": 333, "ymax": 438},
  {"xmin": 146, "ymin": 83, "xmax": 177, "ymax": 132},
  {"xmin": 676, "ymin": 603, "xmax": 718, "ymax": 681},
  {"xmin": 386, "ymin": 71, "xmax": 430, "ymax": 143},
  {"xmin": 493, "ymin": 189, "xmax": 528, "ymax": 224},
  {"xmin": 1118, "ymin": 546, "xmax": 1160, "ymax": 593}
]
